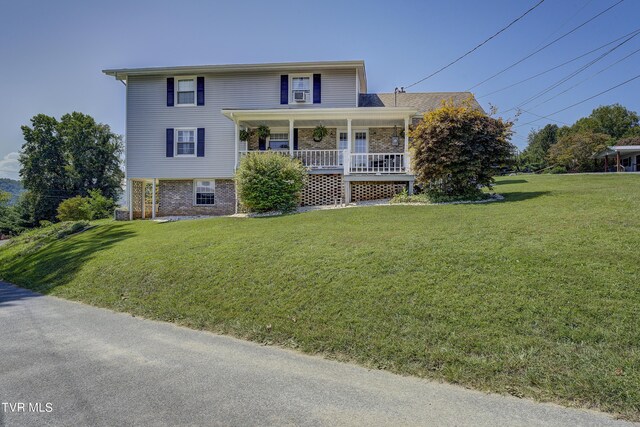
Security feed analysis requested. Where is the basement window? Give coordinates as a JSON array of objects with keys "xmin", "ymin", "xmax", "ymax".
[{"xmin": 194, "ymin": 180, "xmax": 215, "ymax": 205}]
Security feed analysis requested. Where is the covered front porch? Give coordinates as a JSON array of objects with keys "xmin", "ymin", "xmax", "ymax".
[
  {"xmin": 594, "ymin": 145, "xmax": 640, "ymax": 172},
  {"xmin": 222, "ymin": 107, "xmax": 417, "ymax": 175}
]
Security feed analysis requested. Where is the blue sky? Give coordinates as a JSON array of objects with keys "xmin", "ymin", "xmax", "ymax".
[{"xmin": 1, "ymin": 0, "xmax": 639, "ymax": 179}]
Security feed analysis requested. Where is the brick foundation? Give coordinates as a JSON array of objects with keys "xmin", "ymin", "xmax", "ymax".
[
  {"xmin": 301, "ymin": 174, "xmax": 344, "ymax": 206},
  {"xmin": 350, "ymin": 181, "xmax": 407, "ymax": 202},
  {"xmin": 157, "ymin": 179, "xmax": 235, "ymax": 216}
]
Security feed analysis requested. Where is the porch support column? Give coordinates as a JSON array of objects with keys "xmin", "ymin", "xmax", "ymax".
[
  {"xmin": 234, "ymin": 121, "xmax": 239, "ymax": 170},
  {"xmin": 151, "ymin": 179, "xmax": 156, "ymax": 220},
  {"xmin": 346, "ymin": 118, "xmax": 352, "ymax": 175},
  {"xmin": 289, "ymin": 118, "xmax": 294, "ymax": 158},
  {"xmin": 141, "ymin": 181, "xmax": 146, "ymax": 220},
  {"xmin": 404, "ymin": 116, "xmax": 410, "ymax": 172},
  {"xmin": 616, "ymin": 151, "xmax": 621, "ymax": 172},
  {"xmin": 128, "ymin": 179, "xmax": 133, "ymax": 221}
]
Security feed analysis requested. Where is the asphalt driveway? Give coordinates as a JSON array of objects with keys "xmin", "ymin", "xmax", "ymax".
[{"xmin": 0, "ymin": 281, "xmax": 635, "ymax": 426}]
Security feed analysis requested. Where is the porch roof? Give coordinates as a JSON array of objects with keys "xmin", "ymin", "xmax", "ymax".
[
  {"xmin": 593, "ymin": 145, "xmax": 640, "ymax": 158},
  {"xmin": 221, "ymin": 107, "xmax": 417, "ymax": 127}
]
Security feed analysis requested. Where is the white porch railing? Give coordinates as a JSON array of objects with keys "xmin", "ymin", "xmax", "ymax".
[
  {"xmin": 238, "ymin": 150, "xmax": 409, "ymax": 174},
  {"xmin": 293, "ymin": 150, "xmax": 341, "ymax": 169},
  {"xmin": 349, "ymin": 152, "xmax": 408, "ymax": 174}
]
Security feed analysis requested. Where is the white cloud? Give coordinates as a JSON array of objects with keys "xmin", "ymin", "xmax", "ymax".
[{"xmin": 0, "ymin": 152, "xmax": 20, "ymax": 180}]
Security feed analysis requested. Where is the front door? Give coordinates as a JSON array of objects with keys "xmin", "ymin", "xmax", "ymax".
[
  {"xmin": 338, "ymin": 131, "xmax": 348, "ymax": 165},
  {"xmin": 353, "ymin": 130, "xmax": 368, "ymax": 167},
  {"xmin": 636, "ymin": 155, "xmax": 640, "ymax": 171}
]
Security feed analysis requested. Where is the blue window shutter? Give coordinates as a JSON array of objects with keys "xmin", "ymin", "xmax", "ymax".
[
  {"xmin": 197, "ymin": 77, "xmax": 205, "ymax": 106},
  {"xmin": 293, "ymin": 128, "xmax": 299, "ymax": 150},
  {"xmin": 258, "ymin": 137, "xmax": 266, "ymax": 151},
  {"xmin": 280, "ymin": 75, "xmax": 288, "ymax": 104},
  {"xmin": 313, "ymin": 74, "xmax": 321, "ymax": 104},
  {"xmin": 197, "ymin": 128, "xmax": 205, "ymax": 157},
  {"xmin": 167, "ymin": 78, "xmax": 174, "ymax": 107},
  {"xmin": 166, "ymin": 128, "xmax": 174, "ymax": 157}
]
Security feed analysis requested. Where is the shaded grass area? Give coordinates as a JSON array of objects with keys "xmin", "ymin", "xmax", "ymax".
[{"xmin": 1, "ymin": 174, "xmax": 639, "ymax": 419}]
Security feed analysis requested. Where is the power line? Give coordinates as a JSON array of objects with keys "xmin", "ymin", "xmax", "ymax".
[
  {"xmin": 514, "ymin": 73, "xmax": 640, "ymax": 128},
  {"xmin": 506, "ymin": 30, "xmax": 639, "ymax": 111},
  {"xmin": 477, "ymin": 28, "xmax": 640, "ymax": 99},
  {"xmin": 467, "ymin": 0, "xmax": 626, "ymax": 90},
  {"xmin": 518, "ymin": 109, "xmax": 570, "ymax": 126},
  {"xmin": 529, "ymin": 0, "xmax": 594, "ymax": 50},
  {"xmin": 529, "ymin": 44, "xmax": 640, "ymax": 110},
  {"xmin": 403, "ymin": 0, "xmax": 546, "ymax": 89}
]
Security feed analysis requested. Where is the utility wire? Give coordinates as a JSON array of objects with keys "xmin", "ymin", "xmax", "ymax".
[
  {"xmin": 403, "ymin": 0, "xmax": 546, "ymax": 89},
  {"xmin": 514, "ymin": 73, "xmax": 640, "ymax": 128},
  {"xmin": 467, "ymin": 0, "xmax": 626, "ymax": 90},
  {"xmin": 529, "ymin": 44, "xmax": 640, "ymax": 110},
  {"xmin": 528, "ymin": 0, "xmax": 593, "ymax": 50},
  {"xmin": 477, "ymin": 28, "xmax": 640, "ymax": 98},
  {"xmin": 506, "ymin": 30, "xmax": 639, "ymax": 112},
  {"xmin": 517, "ymin": 109, "xmax": 570, "ymax": 126}
]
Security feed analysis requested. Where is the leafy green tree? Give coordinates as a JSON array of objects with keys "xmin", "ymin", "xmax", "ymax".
[
  {"xmin": 236, "ymin": 152, "xmax": 307, "ymax": 213},
  {"xmin": 19, "ymin": 112, "xmax": 123, "ymax": 223},
  {"xmin": 571, "ymin": 104, "xmax": 639, "ymax": 140},
  {"xmin": 59, "ymin": 112, "xmax": 124, "ymax": 200},
  {"xmin": 20, "ymin": 114, "xmax": 69, "ymax": 222},
  {"xmin": 410, "ymin": 100, "xmax": 514, "ymax": 200},
  {"xmin": 0, "ymin": 191, "xmax": 24, "ymax": 236},
  {"xmin": 547, "ymin": 132, "xmax": 611, "ymax": 173},
  {"xmin": 520, "ymin": 124, "xmax": 559, "ymax": 170}
]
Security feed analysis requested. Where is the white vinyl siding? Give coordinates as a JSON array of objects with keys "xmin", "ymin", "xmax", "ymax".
[{"xmin": 125, "ymin": 68, "xmax": 358, "ymax": 179}]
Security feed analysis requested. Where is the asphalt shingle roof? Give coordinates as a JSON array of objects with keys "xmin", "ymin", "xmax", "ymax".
[{"xmin": 359, "ymin": 92, "xmax": 484, "ymax": 114}]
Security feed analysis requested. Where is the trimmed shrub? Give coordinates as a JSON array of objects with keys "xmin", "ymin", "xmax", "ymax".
[
  {"xmin": 57, "ymin": 196, "xmax": 90, "ymax": 221},
  {"xmin": 85, "ymin": 189, "xmax": 116, "ymax": 219},
  {"xmin": 235, "ymin": 152, "xmax": 306, "ymax": 213},
  {"xmin": 410, "ymin": 99, "xmax": 514, "ymax": 201}
]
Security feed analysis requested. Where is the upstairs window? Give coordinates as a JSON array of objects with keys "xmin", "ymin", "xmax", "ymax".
[
  {"xmin": 194, "ymin": 180, "xmax": 215, "ymax": 205},
  {"xmin": 176, "ymin": 129, "xmax": 195, "ymax": 156},
  {"xmin": 176, "ymin": 78, "xmax": 195, "ymax": 105},
  {"xmin": 290, "ymin": 74, "xmax": 311, "ymax": 103},
  {"xmin": 269, "ymin": 132, "xmax": 289, "ymax": 150}
]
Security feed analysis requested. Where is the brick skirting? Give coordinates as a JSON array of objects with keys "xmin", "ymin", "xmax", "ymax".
[
  {"xmin": 157, "ymin": 179, "xmax": 235, "ymax": 216},
  {"xmin": 350, "ymin": 181, "xmax": 407, "ymax": 202}
]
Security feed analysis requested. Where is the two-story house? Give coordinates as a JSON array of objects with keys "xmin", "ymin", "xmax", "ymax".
[{"xmin": 103, "ymin": 60, "xmax": 482, "ymax": 219}]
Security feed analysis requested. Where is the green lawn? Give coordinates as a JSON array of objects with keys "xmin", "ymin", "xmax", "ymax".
[{"xmin": 1, "ymin": 174, "xmax": 639, "ymax": 419}]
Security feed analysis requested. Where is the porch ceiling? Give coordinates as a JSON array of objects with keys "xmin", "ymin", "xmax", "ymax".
[
  {"xmin": 239, "ymin": 118, "xmax": 405, "ymax": 128},
  {"xmin": 221, "ymin": 107, "xmax": 417, "ymax": 126}
]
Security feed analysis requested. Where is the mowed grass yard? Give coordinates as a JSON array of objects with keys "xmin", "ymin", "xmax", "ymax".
[{"xmin": 1, "ymin": 174, "xmax": 639, "ymax": 419}]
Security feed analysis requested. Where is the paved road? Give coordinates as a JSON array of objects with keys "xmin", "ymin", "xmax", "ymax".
[{"xmin": 0, "ymin": 282, "xmax": 635, "ymax": 427}]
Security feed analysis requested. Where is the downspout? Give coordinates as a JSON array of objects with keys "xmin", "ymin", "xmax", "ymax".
[{"xmin": 231, "ymin": 112, "xmax": 239, "ymax": 214}]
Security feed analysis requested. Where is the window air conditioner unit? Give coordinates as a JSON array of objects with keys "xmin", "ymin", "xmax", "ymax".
[{"xmin": 293, "ymin": 90, "xmax": 307, "ymax": 102}]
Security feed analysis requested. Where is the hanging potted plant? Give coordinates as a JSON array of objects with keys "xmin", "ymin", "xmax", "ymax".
[
  {"xmin": 256, "ymin": 124, "xmax": 271, "ymax": 140},
  {"xmin": 239, "ymin": 128, "xmax": 253, "ymax": 142},
  {"xmin": 312, "ymin": 124, "xmax": 328, "ymax": 142}
]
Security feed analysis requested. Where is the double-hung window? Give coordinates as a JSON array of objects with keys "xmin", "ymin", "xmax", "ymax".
[
  {"xmin": 194, "ymin": 180, "xmax": 215, "ymax": 205},
  {"xmin": 176, "ymin": 77, "xmax": 195, "ymax": 105},
  {"xmin": 290, "ymin": 74, "xmax": 311, "ymax": 103},
  {"xmin": 269, "ymin": 132, "xmax": 289, "ymax": 150},
  {"xmin": 176, "ymin": 129, "xmax": 196, "ymax": 156}
]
